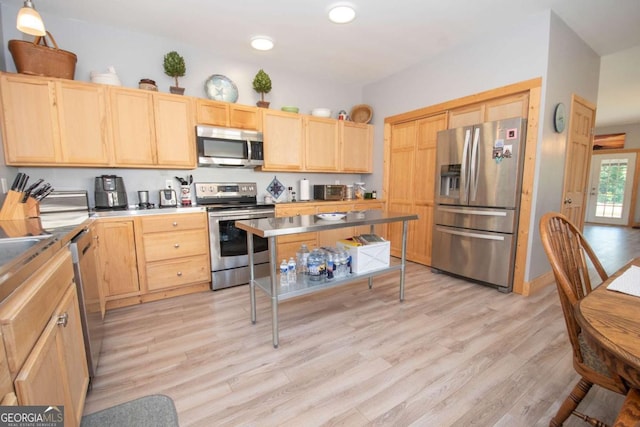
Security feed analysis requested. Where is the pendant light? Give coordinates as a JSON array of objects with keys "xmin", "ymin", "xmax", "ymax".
[{"xmin": 16, "ymin": 0, "xmax": 46, "ymax": 36}]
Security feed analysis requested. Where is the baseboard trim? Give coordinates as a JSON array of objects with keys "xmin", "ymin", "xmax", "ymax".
[{"xmin": 522, "ymin": 270, "xmax": 555, "ymax": 296}]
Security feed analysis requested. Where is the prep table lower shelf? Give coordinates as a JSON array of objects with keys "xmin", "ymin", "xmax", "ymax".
[
  {"xmin": 253, "ymin": 257, "xmax": 403, "ymax": 300},
  {"xmin": 236, "ymin": 210, "xmax": 418, "ymax": 348}
]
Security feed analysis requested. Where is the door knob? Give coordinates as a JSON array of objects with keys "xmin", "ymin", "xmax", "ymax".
[{"xmin": 564, "ymin": 198, "xmax": 572, "ymax": 204}]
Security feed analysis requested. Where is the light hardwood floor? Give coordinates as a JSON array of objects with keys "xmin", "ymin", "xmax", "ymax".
[{"xmin": 83, "ymin": 224, "xmax": 639, "ymax": 426}]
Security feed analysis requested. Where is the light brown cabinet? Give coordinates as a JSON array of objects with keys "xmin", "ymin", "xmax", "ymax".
[
  {"xmin": 448, "ymin": 92, "xmax": 529, "ymax": 128},
  {"xmin": 262, "ymin": 110, "xmax": 374, "ymax": 173},
  {"xmin": 196, "ymin": 99, "xmax": 262, "ymax": 130},
  {"xmin": 95, "ymin": 218, "xmax": 140, "ymax": 303},
  {"xmin": 138, "ymin": 213, "xmax": 210, "ymax": 293},
  {"xmin": 262, "ymin": 110, "xmax": 304, "ymax": 171},
  {"xmin": 388, "ymin": 113, "xmax": 447, "ymax": 265},
  {"xmin": 110, "ymin": 87, "xmax": 195, "ymax": 168},
  {"xmin": 0, "ymin": 74, "xmax": 111, "ymax": 166},
  {"xmin": 341, "ymin": 121, "xmax": 373, "ymax": 173},
  {"xmin": 96, "ymin": 212, "xmax": 211, "ymax": 309},
  {"xmin": 305, "ymin": 116, "xmax": 339, "ymax": 172},
  {"xmin": 0, "ymin": 249, "xmax": 88, "ymax": 427}
]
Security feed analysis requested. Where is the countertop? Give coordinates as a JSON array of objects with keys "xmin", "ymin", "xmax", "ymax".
[
  {"xmin": 0, "ymin": 206, "xmax": 207, "ymax": 303},
  {"xmin": 235, "ymin": 210, "xmax": 418, "ymax": 238}
]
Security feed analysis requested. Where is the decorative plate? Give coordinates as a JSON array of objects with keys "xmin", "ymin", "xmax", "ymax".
[
  {"xmin": 316, "ymin": 213, "xmax": 347, "ymax": 221},
  {"xmin": 204, "ymin": 74, "xmax": 239, "ymax": 103},
  {"xmin": 267, "ymin": 176, "xmax": 285, "ymax": 200}
]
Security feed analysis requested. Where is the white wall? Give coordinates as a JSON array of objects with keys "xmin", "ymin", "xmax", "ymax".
[
  {"xmin": 526, "ymin": 13, "xmax": 601, "ymax": 280},
  {"xmin": 0, "ymin": 3, "xmax": 366, "ymax": 206},
  {"xmin": 362, "ymin": 10, "xmax": 551, "ymax": 195}
]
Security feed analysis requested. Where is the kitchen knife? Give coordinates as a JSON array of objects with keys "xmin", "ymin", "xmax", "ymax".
[
  {"xmin": 35, "ymin": 186, "xmax": 54, "ymax": 201},
  {"xmin": 21, "ymin": 178, "xmax": 45, "ymax": 203},
  {"xmin": 10, "ymin": 173, "xmax": 22, "ymax": 191},
  {"xmin": 17, "ymin": 174, "xmax": 29, "ymax": 192},
  {"xmin": 30, "ymin": 183, "xmax": 51, "ymax": 200}
]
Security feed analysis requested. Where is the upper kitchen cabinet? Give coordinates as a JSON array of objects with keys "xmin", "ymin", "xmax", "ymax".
[
  {"xmin": 262, "ymin": 109, "xmax": 304, "ymax": 171},
  {"xmin": 305, "ymin": 116, "xmax": 339, "ymax": 172},
  {"xmin": 0, "ymin": 73, "xmax": 112, "ymax": 166},
  {"xmin": 154, "ymin": 93, "xmax": 195, "ymax": 167},
  {"xmin": 448, "ymin": 92, "xmax": 530, "ymax": 128},
  {"xmin": 340, "ymin": 121, "xmax": 373, "ymax": 173},
  {"xmin": 196, "ymin": 99, "xmax": 261, "ymax": 130},
  {"xmin": 109, "ymin": 87, "xmax": 156, "ymax": 166},
  {"xmin": 110, "ymin": 87, "xmax": 196, "ymax": 168}
]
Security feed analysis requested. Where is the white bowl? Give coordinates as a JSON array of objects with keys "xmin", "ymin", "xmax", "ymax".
[{"xmin": 311, "ymin": 108, "xmax": 332, "ymax": 118}]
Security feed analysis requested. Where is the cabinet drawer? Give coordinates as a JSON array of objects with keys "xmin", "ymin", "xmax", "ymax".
[
  {"xmin": 143, "ymin": 229, "xmax": 208, "ymax": 262},
  {"xmin": 141, "ymin": 213, "xmax": 207, "ymax": 234},
  {"xmin": 146, "ymin": 255, "xmax": 210, "ymax": 290},
  {"xmin": 0, "ymin": 250, "xmax": 73, "ymax": 374}
]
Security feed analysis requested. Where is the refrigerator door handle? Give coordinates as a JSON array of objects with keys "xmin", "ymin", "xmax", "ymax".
[
  {"xmin": 437, "ymin": 207, "xmax": 507, "ymax": 217},
  {"xmin": 470, "ymin": 127, "xmax": 481, "ymax": 201},
  {"xmin": 436, "ymin": 226, "xmax": 505, "ymax": 241},
  {"xmin": 461, "ymin": 129, "xmax": 471, "ymax": 203}
]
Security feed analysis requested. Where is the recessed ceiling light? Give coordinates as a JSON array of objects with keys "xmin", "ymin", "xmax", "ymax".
[
  {"xmin": 251, "ymin": 36, "xmax": 274, "ymax": 51},
  {"xmin": 328, "ymin": 5, "xmax": 356, "ymax": 24}
]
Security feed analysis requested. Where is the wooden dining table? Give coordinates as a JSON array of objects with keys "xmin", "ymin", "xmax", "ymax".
[{"xmin": 576, "ymin": 257, "xmax": 640, "ymax": 426}]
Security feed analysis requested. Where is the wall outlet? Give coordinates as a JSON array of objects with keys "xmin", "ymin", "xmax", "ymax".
[
  {"xmin": 165, "ymin": 179, "xmax": 173, "ymax": 189},
  {"xmin": 0, "ymin": 178, "xmax": 7, "ymax": 194}
]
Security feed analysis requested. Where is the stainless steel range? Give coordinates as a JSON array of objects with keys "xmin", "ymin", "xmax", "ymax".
[{"xmin": 195, "ymin": 182, "xmax": 275, "ymax": 290}]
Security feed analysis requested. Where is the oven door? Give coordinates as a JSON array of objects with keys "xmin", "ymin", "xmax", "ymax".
[{"xmin": 208, "ymin": 208, "xmax": 274, "ymax": 289}]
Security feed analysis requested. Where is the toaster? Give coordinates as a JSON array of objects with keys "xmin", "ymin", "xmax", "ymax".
[{"xmin": 159, "ymin": 189, "xmax": 177, "ymax": 208}]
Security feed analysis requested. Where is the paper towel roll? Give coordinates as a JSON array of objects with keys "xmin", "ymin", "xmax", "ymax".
[{"xmin": 299, "ymin": 178, "xmax": 310, "ymax": 201}]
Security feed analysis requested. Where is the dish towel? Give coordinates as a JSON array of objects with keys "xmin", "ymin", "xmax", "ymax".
[{"xmin": 607, "ymin": 265, "xmax": 640, "ymax": 297}]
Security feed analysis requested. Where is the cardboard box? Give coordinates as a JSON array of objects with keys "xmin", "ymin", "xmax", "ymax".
[{"xmin": 337, "ymin": 240, "xmax": 390, "ymax": 274}]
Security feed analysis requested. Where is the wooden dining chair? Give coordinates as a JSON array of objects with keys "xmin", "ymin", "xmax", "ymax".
[{"xmin": 539, "ymin": 212, "xmax": 628, "ymax": 427}]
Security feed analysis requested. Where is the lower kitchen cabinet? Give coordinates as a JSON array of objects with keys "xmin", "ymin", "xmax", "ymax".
[
  {"xmin": 96, "ymin": 212, "xmax": 211, "ymax": 309},
  {"xmin": 0, "ymin": 249, "xmax": 88, "ymax": 427},
  {"xmin": 275, "ymin": 201, "xmax": 385, "ymax": 261},
  {"xmin": 95, "ymin": 218, "xmax": 140, "ymax": 304},
  {"xmin": 138, "ymin": 213, "xmax": 210, "ymax": 296}
]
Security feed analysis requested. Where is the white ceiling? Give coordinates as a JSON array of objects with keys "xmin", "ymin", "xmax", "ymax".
[{"xmin": 17, "ymin": 0, "xmax": 640, "ymax": 127}]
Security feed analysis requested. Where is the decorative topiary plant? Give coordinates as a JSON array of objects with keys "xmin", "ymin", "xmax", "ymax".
[
  {"xmin": 163, "ymin": 51, "xmax": 186, "ymax": 94},
  {"xmin": 252, "ymin": 69, "xmax": 272, "ymax": 107}
]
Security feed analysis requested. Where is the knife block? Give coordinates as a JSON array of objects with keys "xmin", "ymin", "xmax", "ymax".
[{"xmin": 0, "ymin": 190, "xmax": 40, "ymax": 220}]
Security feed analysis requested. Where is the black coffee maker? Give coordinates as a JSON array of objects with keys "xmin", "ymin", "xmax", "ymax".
[{"xmin": 94, "ymin": 175, "xmax": 128, "ymax": 209}]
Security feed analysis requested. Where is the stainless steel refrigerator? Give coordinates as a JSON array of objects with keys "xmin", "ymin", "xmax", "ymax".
[{"xmin": 431, "ymin": 117, "xmax": 527, "ymax": 292}]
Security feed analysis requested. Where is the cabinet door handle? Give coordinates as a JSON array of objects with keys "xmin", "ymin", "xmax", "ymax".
[
  {"xmin": 56, "ymin": 312, "xmax": 69, "ymax": 327},
  {"xmin": 172, "ymin": 221, "xmax": 178, "ymax": 227},
  {"xmin": 174, "ymin": 243, "xmax": 180, "ymax": 248},
  {"xmin": 176, "ymin": 271, "xmax": 183, "ymax": 277}
]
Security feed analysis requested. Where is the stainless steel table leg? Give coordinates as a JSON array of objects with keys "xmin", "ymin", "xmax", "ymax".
[
  {"xmin": 400, "ymin": 220, "xmax": 408, "ymax": 301},
  {"xmin": 269, "ymin": 236, "xmax": 279, "ymax": 348},
  {"xmin": 248, "ymin": 231, "xmax": 256, "ymax": 324},
  {"xmin": 368, "ymin": 223, "xmax": 375, "ymax": 289}
]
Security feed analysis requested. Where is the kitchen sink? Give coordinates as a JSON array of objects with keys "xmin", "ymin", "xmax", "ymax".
[
  {"xmin": 0, "ymin": 235, "xmax": 55, "ymax": 267},
  {"xmin": 0, "ymin": 234, "xmax": 59, "ymax": 301}
]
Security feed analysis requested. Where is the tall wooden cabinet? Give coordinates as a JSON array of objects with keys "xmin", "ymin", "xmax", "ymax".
[{"xmin": 388, "ymin": 114, "xmax": 446, "ymax": 265}]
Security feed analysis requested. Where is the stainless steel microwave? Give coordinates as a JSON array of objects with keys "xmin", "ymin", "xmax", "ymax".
[{"xmin": 196, "ymin": 125, "xmax": 264, "ymax": 168}]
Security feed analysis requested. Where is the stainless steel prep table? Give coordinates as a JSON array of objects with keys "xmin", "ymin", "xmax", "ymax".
[{"xmin": 235, "ymin": 210, "xmax": 418, "ymax": 347}]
